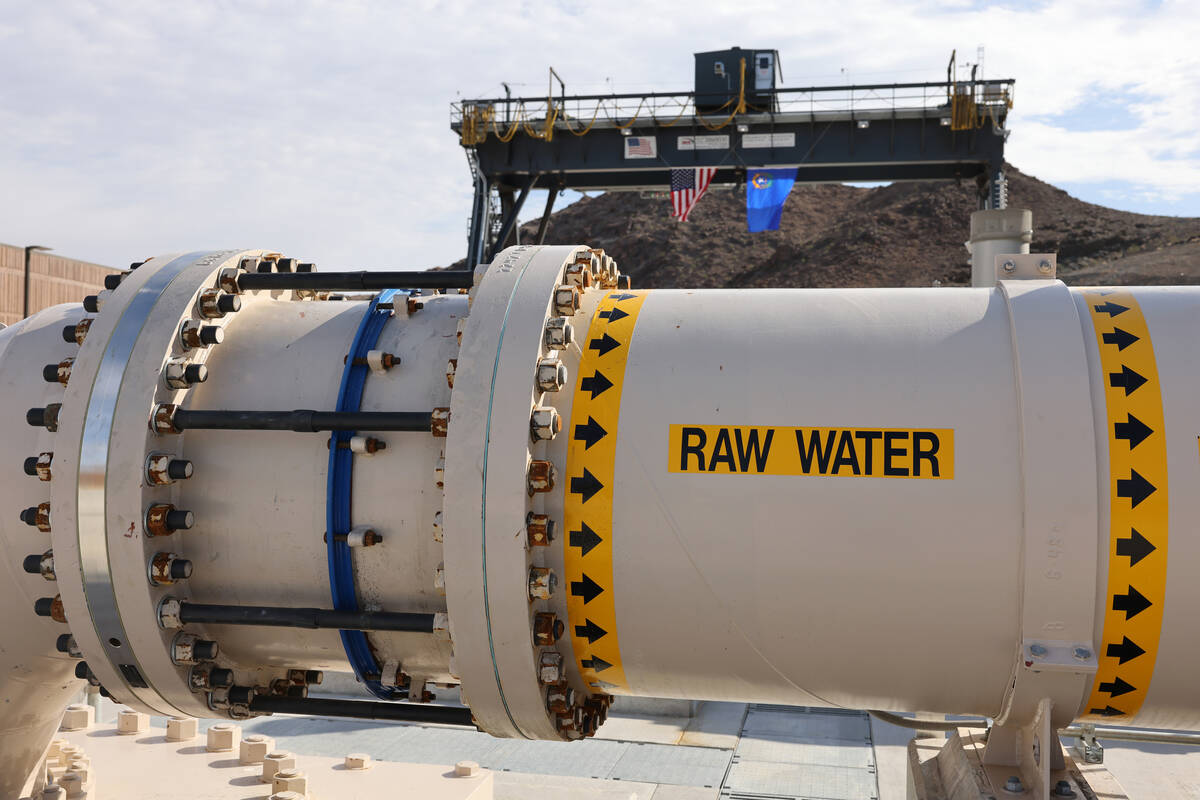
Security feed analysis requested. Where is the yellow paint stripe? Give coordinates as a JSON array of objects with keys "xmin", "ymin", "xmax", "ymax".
[
  {"xmin": 562, "ymin": 290, "xmax": 649, "ymax": 692},
  {"xmin": 1081, "ymin": 291, "xmax": 1168, "ymax": 721}
]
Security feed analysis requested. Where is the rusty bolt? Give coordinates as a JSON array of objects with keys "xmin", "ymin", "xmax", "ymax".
[
  {"xmin": 163, "ymin": 357, "xmax": 209, "ymax": 389},
  {"xmin": 146, "ymin": 453, "xmax": 193, "ymax": 485},
  {"xmin": 554, "ymin": 285, "xmax": 581, "ymax": 316},
  {"xmin": 565, "ymin": 261, "xmax": 592, "ymax": 288},
  {"xmin": 346, "ymin": 526, "xmax": 383, "ymax": 547},
  {"xmin": 530, "ymin": 407, "xmax": 561, "ymax": 441},
  {"xmin": 543, "ymin": 317, "xmax": 574, "ymax": 350},
  {"xmin": 432, "ymin": 510, "xmax": 443, "ymax": 542},
  {"xmin": 68, "ymin": 318, "xmax": 92, "ymax": 345},
  {"xmin": 217, "ymin": 267, "xmax": 241, "ymax": 293},
  {"xmin": 527, "ymin": 460, "xmax": 557, "ymax": 494},
  {"xmin": 526, "ymin": 512, "xmax": 554, "ymax": 547},
  {"xmin": 145, "ymin": 503, "xmax": 194, "ymax": 536},
  {"xmin": 528, "ymin": 567, "xmax": 556, "ymax": 601},
  {"xmin": 435, "ymin": 456, "xmax": 445, "ymax": 489},
  {"xmin": 431, "ymin": 407, "xmax": 450, "ymax": 437},
  {"xmin": 538, "ymin": 650, "xmax": 563, "ymax": 684},
  {"xmin": 150, "ymin": 403, "xmax": 180, "ymax": 434},
  {"xmin": 407, "ymin": 295, "xmax": 424, "ymax": 314},
  {"xmin": 536, "ymin": 357, "xmax": 567, "ymax": 392},
  {"xmin": 42, "ymin": 358, "xmax": 73, "ymax": 386},
  {"xmin": 22, "ymin": 501, "xmax": 52, "ymax": 532},
  {"xmin": 33, "ymin": 452, "xmax": 53, "ymax": 481},
  {"xmin": 171, "ymin": 632, "xmax": 218, "ymax": 665},
  {"xmin": 533, "ymin": 612, "xmax": 564, "ymax": 646},
  {"xmin": 446, "ymin": 358, "xmax": 457, "ymax": 389},
  {"xmin": 28, "ymin": 403, "xmax": 62, "ymax": 433},
  {"xmin": 180, "ymin": 320, "xmax": 224, "ymax": 349},
  {"xmin": 27, "ymin": 550, "xmax": 55, "ymax": 580},
  {"xmin": 239, "ymin": 256, "xmax": 261, "ymax": 272},
  {"xmin": 198, "ymin": 288, "xmax": 241, "ymax": 319},
  {"xmin": 158, "ymin": 596, "xmax": 182, "ymax": 629},
  {"xmin": 149, "ymin": 552, "xmax": 193, "ymax": 586},
  {"xmin": 546, "ymin": 682, "xmax": 575, "ymax": 714},
  {"xmin": 34, "ymin": 595, "xmax": 67, "ymax": 622},
  {"xmin": 456, "ymin": 317, "xmax": 467, "ymax": 345}
]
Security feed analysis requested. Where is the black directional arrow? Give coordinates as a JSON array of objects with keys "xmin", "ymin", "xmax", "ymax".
[
  {"xmin": 611, "ymin": 293, "xmax": 637, "ymax": 301},
  {"xmin": 589, "ymin": 333, "xmax": 621, "ymax": 356},
  {"xmin": 570, "ymin": 469, "xmax": 604, "ymax": 503},
  {"xmin": 575, "ymin": 619, "xmax": 608, "ymax": 644},
  {"xmin": 1117, "ymin": 469, "xmax": 1156, "ymax": 508},
  {"xmin": 1099, "ymin": 677, "xmax": 1136, "ymax": 697},
  {"xmin": 1094, "ymin": 301, "xmax": 1129, "ymax": 317},
  {"xmin": 1114, "ymin": 414, "xmax": 1153, "ymax": 449},
  {"xmin": 571, "ymin": 574, "xmax": 604, "ymax": 604},
  {"xmin": 569, "ymin": 522, "xmax": 602, "ymax": 556},
  {"xmin": 574, "ymin": 416, "xmax": 608, "ymax": 449},
  {"xmin": 1102, "ymin": 327, "xmax": 1139, "ymax": 351},
  {"xmin": 598, "ymin": 307, "xmax": 630, "ymax": 323},
  {"xmin": 1089, "ymin": 705, "xmax": 1126, "ymax": 717},
  {"xmin": 1107, "ymin": 636, "xmax": 1146, "ymax": 664},
  {"xmin": 1116, "ymin": 528, "xmax": 1156, "ymax": 567},
  {"xmin": 581, "ymin": 655, "xmax": 612, "ymax": 672},
  {"xmin": 579, "ymin": 371, "xmax": 613, "ymax": 399},
  {"xmin": 1113, "ymin": 585, "xmax": 1152, "ymax": 620},
  {"xmin": 1109, "ymin": 365, "xmax": 1147, "ymax": 396}
]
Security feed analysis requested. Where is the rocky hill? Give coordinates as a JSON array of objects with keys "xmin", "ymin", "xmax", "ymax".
[{"xmin": 511, "ymin": 167, "xmax": 1200, "ymax": 288}]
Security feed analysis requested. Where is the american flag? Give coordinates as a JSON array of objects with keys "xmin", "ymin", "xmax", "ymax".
[
  {"xmin": 625, "ymin": 137, "xmax": 656, "ymax": 157},
  {"xmin": 670, "ymin": 167, "xmax": 717, "ymax": 222}
]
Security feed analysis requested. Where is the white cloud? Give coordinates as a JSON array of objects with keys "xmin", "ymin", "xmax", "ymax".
[{"xmin": 0, "ymin": 0, "xmax": 1197, "ymax": 268}]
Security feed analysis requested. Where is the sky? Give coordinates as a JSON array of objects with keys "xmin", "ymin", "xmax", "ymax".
[{"xmin": 1, "ymin": 0, "xmax": 1198, "ymax": 269}]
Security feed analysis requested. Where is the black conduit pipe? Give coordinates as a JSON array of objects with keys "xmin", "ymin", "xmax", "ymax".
[
  {"xmin": 178, "ymin": 603, "xmax": 435, "ymax": 633},
  {"xmin": 169, "ymin": 409, "xmax": 432, "ymax": 432},
  {"xmin": 237, "ymin": 270, "xmax": 475, "ymax": 292},
  {"xmin": 249, "ymin": 696, "xmax": 475, "ymax": 726}
]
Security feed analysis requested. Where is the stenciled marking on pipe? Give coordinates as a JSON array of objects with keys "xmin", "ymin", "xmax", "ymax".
[
  {"xmin": 667, "ymin": 425, "xmax": 955, "ymax": 478},
  {"xmin": 562, "ymin": 290, "xmax": 649, "ymax": 692},
  {"xmin": 1081, "ymin": 291, "xmax": 1168, "ymax": 721}
]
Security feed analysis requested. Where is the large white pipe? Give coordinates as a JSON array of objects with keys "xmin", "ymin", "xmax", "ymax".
[{"xmin": 0, "ymin": 246, "xmax": 1196, "ymax": 791}]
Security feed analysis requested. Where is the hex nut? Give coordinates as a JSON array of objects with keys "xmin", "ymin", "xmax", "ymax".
[
  {"xmin": 344, "ymin": 753, "xmax": 372, "ymax": 769},
  {"xmin": 240, "ymin": 734, "xmax": 275, "ymax": 764},
  {"xmin": 554, "ymin": 285, "xmax": 581, "ymax": 316},
  {"xmin": 543, "ymin": 317, "xmax": 573, "ymax": 350},
  {"xmin": 538, "ymin": 650, "xmax": 564, "ymax": 684},
  {"xmin": 261, "ymin": 751, "xmax": 297, "ymax": 784},
  {"xmin": 60, "ymin": 704, "xmax": 94, "ymax": 732},
  {"xmin": 529, "ymin": 567, "xmax": 556, "ymax": 601},
  {"xmin": 536, "ymin": 357, "xmax": 567, "ymax": 392},
  {"xmin": 57, "ymin": 773, "xmax": 83, "ymax": 797},
  {"xmin": 116, "ymin": 709, "xmax": 148, "ymax": 735},
  {"xmin": 272, "ymin": 769, "xmax": 308, "ymax": 794},
  {"xmin": 207, "ymin": 722, "xmax": 241, "ymax": 752},
  {"xmin": 530, "ymin": 406, "xmax": 561, "ymax": 441},
  {"xmin": 166, "ymin": 716, "xmax": 198, "ymax": 741},
  {"xmin": 527, "ymin": 460, "xmax": 557, "ymax": 494},
  {"xmin": 455, "ymin": 760, "xmax": 482, "ymax": 777}
]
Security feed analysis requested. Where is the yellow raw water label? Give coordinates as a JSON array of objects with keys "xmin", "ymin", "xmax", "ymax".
[
  {"xmin": 668, "ymin": 425, "xmax": 954, "ymax": 479},
  {"xmin": 562, "ymin": 290, "xmax": 651, "ymax": 693},
  {"xmin": 1080, "ymin": 291, "xmax": 1169, "ymax": 722}
]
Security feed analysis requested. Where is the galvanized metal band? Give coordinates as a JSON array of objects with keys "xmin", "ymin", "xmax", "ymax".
[
  {"xmin": 76, "ymin": 250, "xmax": 214, "ymax": 712},
  {"xmin": 562, "ymin": 290, "xmax": 650, "ymax": 692}
]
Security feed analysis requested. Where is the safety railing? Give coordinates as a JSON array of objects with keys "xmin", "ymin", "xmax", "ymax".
[{"xmin": 451, "ymin": 79, "xmax": 1014, "ymax": 144}]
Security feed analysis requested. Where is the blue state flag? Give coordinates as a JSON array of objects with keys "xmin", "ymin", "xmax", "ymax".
[{"xmin": 746, "ymin": 168, "xmax": 798, "ymax": 232}]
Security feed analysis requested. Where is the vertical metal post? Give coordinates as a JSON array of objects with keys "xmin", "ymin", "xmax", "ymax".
[
  {"xmin": 23, "ymin": 246, "xmax": 51, "ymax": 319},
  {"xmin": 487, "ymin": 177, "xmax": 536, "ymax": 262},
  {"xmin": 535, "ymin": 188, "xmax": 560, "ymax": 245},
  {"xmin": 466, "ymin": 176, "xmax": 489, "ymax": 269}
]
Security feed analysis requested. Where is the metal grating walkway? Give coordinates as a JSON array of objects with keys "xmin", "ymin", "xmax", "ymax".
[{"xmin": 720, "ymin": 706, "xmax": 880, "ymax": 800}]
